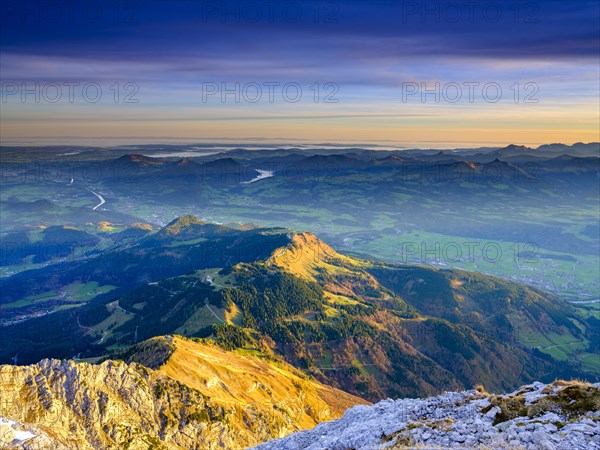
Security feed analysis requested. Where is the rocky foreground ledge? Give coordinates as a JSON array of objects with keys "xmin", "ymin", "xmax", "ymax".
[{"xmin": 253, "ymin": 381, "xmax": 600, "ymax": 450}]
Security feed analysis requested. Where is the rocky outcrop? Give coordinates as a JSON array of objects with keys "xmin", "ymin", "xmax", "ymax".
[
  {"xmin": 0, "ymin": 417, "xmax": 67, "ymax": 450},
  {"xmin": 0, "ymin": 358, "xmax": 231, "ymax": 449},
  {"xmin": 253, "ymin": 380, "xmax": 600, "ymax": 450}
]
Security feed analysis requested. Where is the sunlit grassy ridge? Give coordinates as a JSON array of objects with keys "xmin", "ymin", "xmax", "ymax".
[{"xmin": 162, "ymin": 336, "xmax": 364, "ymax": 423}]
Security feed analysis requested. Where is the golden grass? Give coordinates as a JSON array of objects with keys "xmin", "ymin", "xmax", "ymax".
[
  {"xmin": 225, "ymin": 302, "xmax": 243, "ymax": 326},
  {"xmin": 159, "ymin": 336, "xmax": 368, "ymax": 429},
  {"xmin": 268, "ymin": 232, "xmax": 357, "ymax": 283}
]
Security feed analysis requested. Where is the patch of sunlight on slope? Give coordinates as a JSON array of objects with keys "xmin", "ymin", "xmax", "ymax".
[
  {"xmin": 225, "ymin": 302, "xmax": 243, "ymax": 325},
  {"xmin": 159, "ymin": 336, "xmax": 368, "ymax": 429},
  {"xmin": 323, "ymin": 292, "xmax": 360, "ymax": 305}
]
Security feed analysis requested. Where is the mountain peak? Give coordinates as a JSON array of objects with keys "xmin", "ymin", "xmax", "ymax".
[
  {"xmin": 266, "ymin": 232, "xmax": 385, "ymax": 300},
  {"xmin": 267, "ymin": 232, "xmax": 346, "ymax": 281},
  {"xmin": 177, "ymin": 157, "xmax": 196, "ymax": 165},
  {"xmin": 501, "ymin": 144, "xmax": 533, "ymax": 152},
  {"xmin": 115, "ymin": 154, "xmax": 166, "ymax": 165},
  {"xmin": 201, "ymin": 157, "xmax": 242, "ymax": 168},
  {"xmin": 163, "ymin": 215, "xmax": 206, "ymax": 234},
  {"xmin": 380, "ymin": 155, "xmax": 406, "ymax": 163}
]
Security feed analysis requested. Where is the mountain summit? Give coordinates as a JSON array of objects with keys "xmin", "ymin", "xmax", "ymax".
[{"xmin": 254, "ymin": 380, "xmax": 600, "ymax": 450}]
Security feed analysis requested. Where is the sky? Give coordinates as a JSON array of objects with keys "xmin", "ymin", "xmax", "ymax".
[{"xmin": 1, "ymin": 0, "xmax": 599, "ymax": 147}]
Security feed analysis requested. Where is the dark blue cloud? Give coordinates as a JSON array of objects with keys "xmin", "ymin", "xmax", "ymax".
[{"xmin": 1, "ymin": 0, "xmax": 598, "ymax": 62}]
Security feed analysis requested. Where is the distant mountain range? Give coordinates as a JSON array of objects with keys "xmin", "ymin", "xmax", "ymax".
[{"xmin": 0, "ymin": 142, "xmax": 597, "ymax": 164}]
